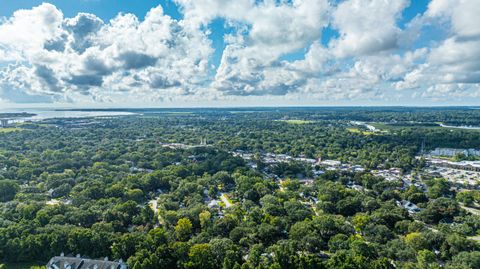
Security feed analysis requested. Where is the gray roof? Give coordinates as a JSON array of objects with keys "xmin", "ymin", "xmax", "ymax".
[{"xmin": 47, "ymin": 256, "xmax": 127, "ymax": 269}]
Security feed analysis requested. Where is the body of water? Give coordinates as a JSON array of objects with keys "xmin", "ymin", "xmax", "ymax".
[
  {"xmin": 0, "ymin": 109, "xmax": 136, "ymax": 122},
  {"xmin": 439, "ymin": 123, "xmax": 480, "ymax": 130}
]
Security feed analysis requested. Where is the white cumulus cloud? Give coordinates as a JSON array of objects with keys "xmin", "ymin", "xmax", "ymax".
[{"xmin": 0, "ymin": 0, "xmax": 479, "ymax": 105}]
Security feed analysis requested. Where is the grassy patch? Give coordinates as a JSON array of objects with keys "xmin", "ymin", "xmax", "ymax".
[
  {"xmin": 369, "ymin": 123, "xmax": 402, "ymax": 130},
  {"xmin": 347, "ymin": 127, "xmax": 376, "ymax": 136},
  {"xmin": 347, "ymin": 128, "xmax": 361, "ymax": 133},
  {"xmin": 0, "ymin": 127, "xmax": 23, "ymax": 133}
]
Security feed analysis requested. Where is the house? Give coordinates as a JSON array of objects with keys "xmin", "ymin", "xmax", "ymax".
[
  {"xmin": 0, "ymin": 119, "xmax": 8, "ymax": 128},
  {"xmin": 293, "ymin": 157, "xmax": 316, "ymax": 164},
  {"xmin": 320, "ymin": 160, "xmax": 341, "ymax": 167},
  {"xmin": 351, "ymin": 165, "xmax": 365, "ymax": 172},
  {"xmin": 397, "ymin": 200, "xmax": 421, "ymax": 214},
  {"xmin": 298, "ymin": 179, "xmax": 314, "ymax": 185},
  {"xmin": 47, "ymin": 255, "xmax": 127, "ymax": 269},
  {"xmin": 346, "ymin": 181, "xmax": 364, "ymax": 191},
  {"xmin": 207, "ymin": 199, "xmax": 220, "ymax": 209}
]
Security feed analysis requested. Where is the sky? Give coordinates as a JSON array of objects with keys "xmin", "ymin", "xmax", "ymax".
[{"xmin": 0, "ymin": 0, "xmax": 479, "ymax": 108}]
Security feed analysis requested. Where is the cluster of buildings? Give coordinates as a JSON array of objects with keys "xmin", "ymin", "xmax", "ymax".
[
  {"xmin": 373, "ymin": 168, "xmax": 426, "ymax": 192},
  {"xmin": 231, "ymin": 151, "xmax": 317, "ymax": 165},
  {"xmin": 350, "ymin": 121, "xmax": 377, "ymax": 131},
  {"xmin": 158, "ymin": 138, "xmax": 210, "ymax": 150},
  {"xmin": 420, "ymin": 147, "xmax": 480, "ymax": 186},
  {"xmin": 232, "ymin": 150, "xmax": 365, "ymax": 174},
  {"xmin": 372, "ymin": 168, "xmax": 404, "ymax": 181},
  {"xmin": 320, "ymin": 159, "xmax": 365, "ymax": 173},
  {"xmin": 425, "ymin": 158, "xmax": 480, "ymax": 186},
  {"xmin": 159, "ymin": 142, "xmax": 192, "ymax": 149},
  {"xmin": 231, "ymin": 149, "xmax": 480, "ymax": 216}
]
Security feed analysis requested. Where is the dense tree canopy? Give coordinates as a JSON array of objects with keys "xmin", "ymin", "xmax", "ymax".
[{"xmin": 1, "ymin": 108, "xmax": 480, "ymax": 268}]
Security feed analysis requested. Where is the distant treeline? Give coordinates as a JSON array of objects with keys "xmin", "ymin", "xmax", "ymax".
[{"xmin": 55, "ymin": 107, "xmax": 480, "ymax": 126}]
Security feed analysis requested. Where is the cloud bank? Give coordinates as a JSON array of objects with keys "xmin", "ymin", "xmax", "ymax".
[{"xmin": 0, "ymin": 0, "xmax": 479, "ymax": 105}]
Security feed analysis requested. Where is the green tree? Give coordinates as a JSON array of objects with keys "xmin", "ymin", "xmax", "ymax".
[
  {"xmin": 0, "ymin": 180, "xmax": 20, "ymax": 202},
  {"xmin": 175, "ymin": 218, "xmax": 193, "ymax": 241},
  {"xmin": 405, "ymin": 232, "xmax": 428, "ymax": 251},
  {"xmin": 417, "ymin": 250, "xmax": 438, "ymax": 269},
  {"xmin": 199, "ymin": 210, "xmax": 211, "ymax": 230},
  {"xmin": 446, "ymin": 251, "xmax": 480, "ymax": 269},
  {"xmin": 186, "ymin": 244, "xmax": 215, "ymax": 269}
]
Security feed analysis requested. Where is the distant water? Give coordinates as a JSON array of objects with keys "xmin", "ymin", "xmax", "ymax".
[
  {"xmin": 0, "ymin": 108, "xmax": 136, "ymax": 121},
  {"xmin": 439, "ymin": 123, "xmax": 480, "ymax": 130}
]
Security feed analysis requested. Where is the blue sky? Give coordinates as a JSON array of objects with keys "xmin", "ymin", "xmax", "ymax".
[
  {"xmin": 0, "ymin": 0, "xmax": 428, "ymax": 65},
  {"xmin": 0, "ymin": 0, "xmax": 183, "ymax": 20},
  {"xmin": 0, "ymin": 0, "xmax": 479, "ymax": 107}
]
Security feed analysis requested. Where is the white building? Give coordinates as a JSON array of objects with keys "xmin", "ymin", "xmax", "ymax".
[
  {"xmin": 320, "ymin": 160, "xmax": 341, "ymax": 166},
  {"xmin": 0, "ymin": 119, "xmax": 8, "ymax": 128},
  {"xmin": 429, "ymin": 148, "xmax": 480, "ymax": 157}
]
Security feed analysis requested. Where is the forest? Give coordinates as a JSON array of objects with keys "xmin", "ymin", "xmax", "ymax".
[{"xmin": 1, "ymin": 107, "xmax": 480, "ymax": 269}]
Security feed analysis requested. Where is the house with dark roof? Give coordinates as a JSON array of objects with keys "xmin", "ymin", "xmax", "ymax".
[{"xmin": 47, "ymin": 254, "xmax": 127, "ymax": 269}]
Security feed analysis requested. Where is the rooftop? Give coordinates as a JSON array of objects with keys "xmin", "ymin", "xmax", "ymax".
[{"xmin": 47, "ymin": 256, "xmax": 127, "ymax": 269}]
